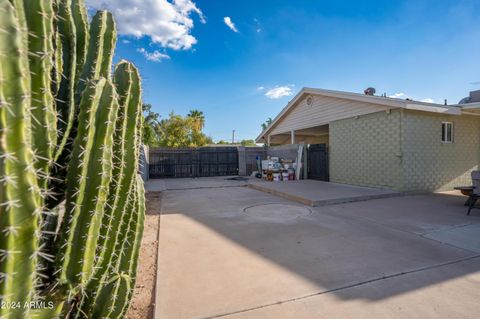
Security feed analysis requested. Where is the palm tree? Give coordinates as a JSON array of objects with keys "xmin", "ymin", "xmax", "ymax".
[
  {"xmin": 188, "ymin": 109, "xmax": 205, "ymax": 130},
  {"xmin": 261, "ymin": 117, "xmax": 273, "ymax": 130}
]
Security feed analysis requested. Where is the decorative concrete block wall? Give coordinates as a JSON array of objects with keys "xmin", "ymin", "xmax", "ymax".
[
  {"xmin": 402, "ymin": 110, "xmax": 480, "ymax": 192},
  {"xmin": 329, "ymin": 109, "xmax": 403, "ymax": 190},
  {"xmin": 238, "ymin": 147, "xmax": 267, "ymax": 176},
  {"xmin": 329, "ymin": 109, "xmax": 480, "ymax": 192}
]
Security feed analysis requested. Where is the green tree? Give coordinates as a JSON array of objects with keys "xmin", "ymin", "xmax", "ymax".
[
  {"xmin": 157, "ymin": 111, "xmax": 212, "ymax": 147},
  {"xmin": 187, "ymin": 109, "xmax": 205, "ymax": 130},
  {"xmin": 142, "ymin": 103, "xmax": 161, "ymax": 146},
  {"xmin": 240, "ymin": 139, "xmax": 257, "ymax": 146},
  {"xmin": 261, "ymin": 117, "xmax": 273, "ymax": 130}
]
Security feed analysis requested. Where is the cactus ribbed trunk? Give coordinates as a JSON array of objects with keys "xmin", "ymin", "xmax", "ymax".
[
  {"xmin": 0, "ymin": 2, "xmax": 42, "ymax": 318},
  {"xmin": 22, "ymin": 0, "xmax": 57, "ymax": 190},
  {"xmin": 58, "ymin": 78, "xmax": 118, "ymax": 289}
]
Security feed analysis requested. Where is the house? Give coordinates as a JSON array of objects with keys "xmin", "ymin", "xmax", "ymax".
[{"xmin": 256, "ymin": 88, "xmax": 480, "ymax": 192}]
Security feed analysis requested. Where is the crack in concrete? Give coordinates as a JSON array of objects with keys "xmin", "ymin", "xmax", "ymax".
[
  {"xmin": 200, "ymin": 254, "xmax": 480, "ymax": 319},
  {"xmin": 163, "ymin": 185, "xmax": 248, "ymax": 191},
  {"xmin": 422, "ymin": 222, "xmax": 479, "ymax": 235}
]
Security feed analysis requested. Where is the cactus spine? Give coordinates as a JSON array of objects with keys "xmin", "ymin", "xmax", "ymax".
[
  {"xmin": 0, "ymin": 1, "xmax": 145, "ymax": 318},
  {"xmin": 53, "ymin": 0, "xmax": 77, "ymax": 161}
]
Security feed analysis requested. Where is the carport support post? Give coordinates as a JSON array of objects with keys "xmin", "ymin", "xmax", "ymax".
[{"xmin": 291, "ymin": 130, "xmax": 295, "ymax": 144}]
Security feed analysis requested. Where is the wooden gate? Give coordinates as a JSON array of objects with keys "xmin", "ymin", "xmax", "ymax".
[
  {"xmin": 149, "ymin": 147, "xmax": 239, "ymax": 178},
  {"xmin": 308, "ymin": 144, "xmax": 329, "ymax": 181}
]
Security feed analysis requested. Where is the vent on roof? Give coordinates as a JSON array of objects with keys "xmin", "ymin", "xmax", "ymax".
[
  {"xmin": 459, "ymin": 90, "xmax": 480, "ymax": 104},
  {"xmin": 364, "ymin": 87, "xmax": 376, "ymax": 96}
]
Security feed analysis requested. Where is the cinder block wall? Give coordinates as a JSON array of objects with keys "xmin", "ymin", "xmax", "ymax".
[
  {"xmin": 329, "ymin": 109, "xmax": 403, "ymax": 190},
  {"xmin": 402, "ymin": 110, "xmax": 480, "ymax": 192}
]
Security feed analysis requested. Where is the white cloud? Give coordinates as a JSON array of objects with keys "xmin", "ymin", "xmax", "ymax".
[
  {"xmin": 389, "ymin": 92, "xmax": 437, "ymax": 104},
  {"xmin": 257, "ymin": 86, "xmax": 265, "ymax": 91},
  {"xmin": 388, "ymin": 92, "xmax": 407, "ymax": 99},
  {"xmin": 265, "ymin": 85, "xmax": 294, "ymax": 99},
  {"xmin": 85, "ymin": 0, "xmax": 205, "ymax": 50},
  {"xmin": 254, "ymin": 18, "xmax": 262, "ymax": 33},
  {"xmin": 122, "ymin": 39, "xmax": 131, "ymax": 44},
  {"xmin": 223, "ymin": 16, "xmax": 238, "ymax": 32},
  {"xmin": 420, "ymin": 98, "xmax": 435, "ymax": 103},
  {"xmin": 137, "ymin": 48, "xmax": 170, "ymax": 62}
]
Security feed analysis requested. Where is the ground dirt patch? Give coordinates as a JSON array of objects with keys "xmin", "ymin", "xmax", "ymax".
[{"xmin": 127, "ymin": 191, "xmax": 161, "ymax": 319}]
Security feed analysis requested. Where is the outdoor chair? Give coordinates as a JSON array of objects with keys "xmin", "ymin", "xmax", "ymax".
[{"xmin": 467, "ymin": 170, "xmax": 480, "ymax": 215}]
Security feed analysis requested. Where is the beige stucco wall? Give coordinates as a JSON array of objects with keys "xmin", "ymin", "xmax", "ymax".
[
  {"xmin": 329, "ymin": 109, "xmax": 403, "ymax": 190},
  {"xmin": 402, "ymin": 110, "xmax": 480, "ymax": 192},
  {"xmin": 270, "ymin": 95, "xmax": 388, "ymax": 136}
]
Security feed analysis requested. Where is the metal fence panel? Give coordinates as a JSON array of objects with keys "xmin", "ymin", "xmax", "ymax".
[
  {"xmin": 307, "ymin": 144, "xmax": 329, "ymax": 181},
  {"xmin": 149, "ymin": 147, "xmax": 238, "ymax": 178}
]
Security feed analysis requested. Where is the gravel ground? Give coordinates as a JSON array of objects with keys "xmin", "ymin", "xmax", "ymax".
[{"xmin": 127, "ymin": 192, "xmax": 162, "ymax": 319}]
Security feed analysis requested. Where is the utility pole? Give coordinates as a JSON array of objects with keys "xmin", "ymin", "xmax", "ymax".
[{"xmin": 232, "ymin": 130, "xmax": 235, "ymax": 144}]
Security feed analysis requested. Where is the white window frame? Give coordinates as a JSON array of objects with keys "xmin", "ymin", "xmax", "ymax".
[{"xmin": 441, "ymin": 122, "xmax": 453, "ymax": 143}]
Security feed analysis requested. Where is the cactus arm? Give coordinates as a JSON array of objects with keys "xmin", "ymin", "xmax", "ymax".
[
  {"xmin": 0, "ymin": 1, "xmax": 42, "ymax": 318},
  {"xmin": 8, "ymin": 0, "xmax": 28, "ymax": 57},
  {"xmin": 92, "ymin": 61, "xmax": 142, "ymax": 281},
  {"xmin": 22, "ymin": 0, "xmax": 57, "ymax": 189},
  {"xmin": 119, "ymin": 175, "xmax": 145, "ymax": 281},
  {"xmin": 70, "ymin": 0, "xmax": 89, "ymax": 86},
  {"xmin": 57, "ymin": 78, "xmax": 119, "ymax": 290},
  {"xmin": 119, "ymin": 175, "xmax": 146, "ymax": 318},
  {"xmin": 77, "ymin": 11, "xmax": 116, "ymax": 96},
  {"xmin": 86, "ymin": 178, "xmax": 141, "ymax": 318},
  {"xmin": 53, "ymin": 0, "xmax": 77, "ymax": 161},
  {"xmin": 51, "ymin": 0, "xmax": 62, "ymax": 98},
  {"xmin": 90, "ymin": 273, "xmax": 131, "ymax": 319},
  {"xmin": 76, "ymin": 61, "xmax": 142, "ymax": 316},
  {"xmin": 29, "ymin": 294, "xmax": 65, "ymax": 319},
  {"xmin": 57, "ymin": 79, "xmax": 104, "ymax": 289}
]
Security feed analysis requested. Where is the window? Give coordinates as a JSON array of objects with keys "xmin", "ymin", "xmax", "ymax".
[{"xmin": 441, "ymin": 122, "xmax": 453, "ymax": 143}]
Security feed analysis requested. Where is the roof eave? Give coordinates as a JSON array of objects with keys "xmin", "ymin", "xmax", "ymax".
[{"xmin": 256, "ymin": 87, "xmax": 460, "ymax": 142}]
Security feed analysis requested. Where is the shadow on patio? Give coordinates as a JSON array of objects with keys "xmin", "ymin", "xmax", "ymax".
[{"xmin": 154, "ymin": 184, "xmax": 480, "ymax": 318}]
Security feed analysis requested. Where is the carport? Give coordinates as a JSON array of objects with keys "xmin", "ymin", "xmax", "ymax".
[{"xmin": 265, "ymin": 124, "xmax": 329, "ymax": 146}]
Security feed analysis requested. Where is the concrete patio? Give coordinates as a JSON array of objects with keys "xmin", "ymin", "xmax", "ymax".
[
  {"xmin": 249, "ymin": 179, "xmax": 400, "ymax": 206},
  {"xmin": 149, "ymin": 178, "xmax": 480, "ymax": 319}
]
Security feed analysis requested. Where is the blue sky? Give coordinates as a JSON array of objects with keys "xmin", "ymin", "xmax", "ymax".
[{"xmin": 87, "ymin": 0, "xmax": 480, "ymax": 142}]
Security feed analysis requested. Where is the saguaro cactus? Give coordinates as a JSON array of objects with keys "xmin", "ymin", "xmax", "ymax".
[{"xmin": 0, "ymin": 1, "xmax": 145, "ymax": 318}]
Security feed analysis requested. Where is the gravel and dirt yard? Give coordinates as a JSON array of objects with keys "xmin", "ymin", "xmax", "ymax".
[
  {"xmin": 127, "ymin": 192, "xmax": 162, "ymax": 319},
  {"xmin": 136, "ymin": 177, "xmax": 480, "ymax": 319}
]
